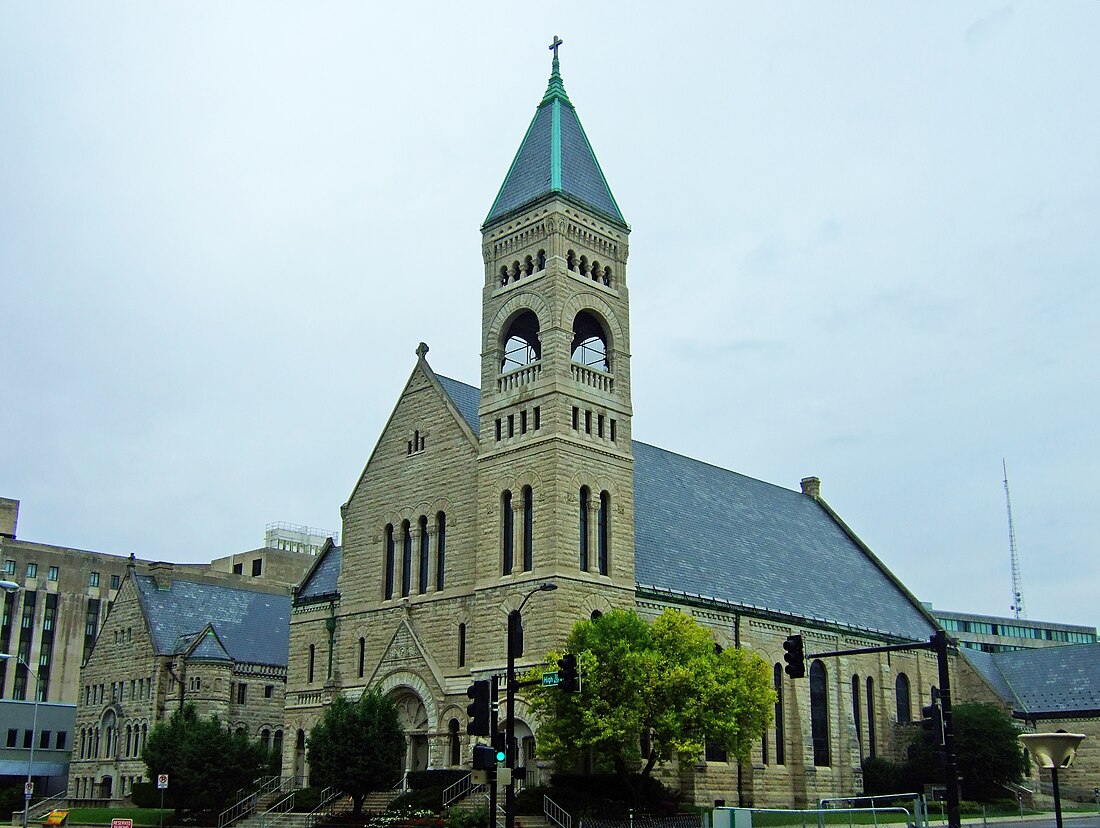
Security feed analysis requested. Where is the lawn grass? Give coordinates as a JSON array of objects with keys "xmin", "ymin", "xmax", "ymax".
[{"xmin": 61, "ymin": 807, "xmax": 173, "ymax": 826}]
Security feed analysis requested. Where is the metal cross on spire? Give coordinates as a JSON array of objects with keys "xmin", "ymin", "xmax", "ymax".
[{"xmin": 549, "ymin": 35, "xmax": 564, "ymax": 60}]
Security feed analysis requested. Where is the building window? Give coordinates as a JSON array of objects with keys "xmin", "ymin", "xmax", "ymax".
[
  {"xmin": 449, "ymin": 718, "xmax": 461, "ymax": 766},
  {"xmin": 384, "ymin": 524, "xmax": 395, "ymax": 600},
  {"xmin": 233, "ymin": 563, "xmax": 243, "ymax": 575},
  {"xmin": 522, "ymin": 487, "xmax": 533, "ymax": 572},
  {"xmin": 418, "ymin": 516, "xmax": 429, "ymax": 594},
  {"xmin": 579, "ymin": 487, "xmax": 590, "ymax": 570},
  {"xmin": 27, "ymin": 562, "xmax": 38, "ymax": 578},
  {"xmin": 6, "ymin": 729, "xmax": 15, "ymax": 747},
  {"xmin": 3, "ymin": 559, "xmax": 14, "ymax": 575},
  {"xmin": 773, "ymin": 663, "xmax": 785, "ymax": 765},
  {"xmin": 866, "ymin": 676, "xmax": 876, "ymax": 758},
  {"xmin": 502, "ymin": 491, "xmax": 514, "ymax": 576},
  {"xmin": 358, "ymin": 637, "xmax": 366, "ymax": 678},
  {"xmin": 265, "ymin": 684, "xmax": 274, "ymax": 698},
  {"xmin": 237, "ymin": 683, "xmax": 247, "ymax": 704},
  {"xmin": 895, "ymin": 673, "xmax": 911, "ymax": 723},
  {"xmin": 308, "ymin": 644, "xmax": 316, "ymax": 684},
  {"xmin": 252, "ymin": 559, "xmax": 262, "ymax": 577},
  {"xmin": 852, "ymin": 674, "xmax": 863, "ymax": 761},
  {"xmin": 110, "ymin": 574, "xmax": 120, "ymax": 589},
  {"xmin": 809, "ymin": 660, "xmax": 830, "ymax": 767},
  {"xmin": 47, "ymin": 566, "xmax": 59, "ymax": 581},
  {"xmin": 436, "ymin": 512, "xmax": 446, "ymax": 591},
  {"xmin": 401, "ymin": 521, "xmax": 412, "ymax": 598},
  {"xmin": 704, "ymin": 738, "xmax": 728, "ymax": 763},
  {"xmin": 597, "ymin": 491, "xmax": 610, "ymax": 575},
  {"xmin": 458, "ymin": 623, "xmax": 466, "ymax": 667},
  {"xmin": 56, "ymin": 731, "xmax": 66, "ymax": 750},
  {"xmin": 89, "ymin": 571, "xmax": 99, "ymax": 587}
]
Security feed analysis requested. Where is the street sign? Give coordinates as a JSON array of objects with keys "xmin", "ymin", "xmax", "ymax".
[
  {"xmin": 157, "ymin": 774, "xmax": 169, "ymax": 790},
  {"xmin": 24, "ymin": 781, "xmax": 34, "ymax": 798},
  {"xmin": 541, "ymin": 671, "xmax": 560, "ymax": 687},
  {"xmin": 112, "ymin": 819, "xmax": 134, "ymax": 828}
]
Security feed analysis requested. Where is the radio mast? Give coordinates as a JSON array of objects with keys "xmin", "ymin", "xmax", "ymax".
[{"xmin": 1003, "ymin": 459, "xmax": 1026, "ymax": 619}]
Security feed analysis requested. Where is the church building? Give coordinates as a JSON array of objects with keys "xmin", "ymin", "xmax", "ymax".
[{"xmin": 284, "ymin": 48, "xmax": 947, "ymax": 808}]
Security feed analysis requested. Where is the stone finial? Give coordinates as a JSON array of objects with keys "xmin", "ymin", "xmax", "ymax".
[
  {"xmin": 800, "ymin": 476, "xmax": 821, "ymax": 498},
  {"xmin": 416, "ymin": 342, "xmax": 429, "ymax": 360}
]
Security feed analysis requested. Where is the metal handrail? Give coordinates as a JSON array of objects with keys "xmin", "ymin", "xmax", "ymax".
[
  {"xmin": 14, "ymin": 791, "xmax": 68, "ymax": 825},
  {"xmin": 259, "ymin": 790, "xmax": 296, "ymax": 828},
  {"xmin": 303, "ymin": 786, "xmax": 341, "ymax": 828},
  {"xmin": 544, "ymin": 795, "xmax": 572, "ymax": 828},
  {"xmin": 443, "ymin": 773, "xmax": 475, "ymax": 808}
]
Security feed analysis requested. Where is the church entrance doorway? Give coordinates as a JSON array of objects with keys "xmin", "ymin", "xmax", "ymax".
[{"xmin": 392, "ymin": 691, "xmax": 430, "ymax": 772}]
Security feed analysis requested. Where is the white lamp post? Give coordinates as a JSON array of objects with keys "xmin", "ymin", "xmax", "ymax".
[
  {"xmin": 1020, "ymin": 732, "xmax": 1087, "ymax": 828},
  {"xmin": 1, "ymin": 579, "xmax": 40, "ymax": 828}
]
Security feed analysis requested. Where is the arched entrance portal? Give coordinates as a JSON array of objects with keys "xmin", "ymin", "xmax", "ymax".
[
  {"xmin": 392, "ymin": 691, "xmax": 430, "ymax": 772},
  {"xmin": 294, "ymin": 729, "xmax": 307, "ymax": 783}
]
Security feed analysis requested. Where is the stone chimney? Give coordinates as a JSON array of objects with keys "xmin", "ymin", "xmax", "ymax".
[
  {"xmin": 800, "ymin": 476, "xmax": 821, "ymax": 499},
  {"xmin": 0, "ymin": 498, "xmax": 18, "ymax": 538},
  {"xmin": 149, "ymin": 561, "xmax": 174, "ymax": 590}
]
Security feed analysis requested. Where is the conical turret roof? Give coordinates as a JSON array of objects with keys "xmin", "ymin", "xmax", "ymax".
[{"xmin": 484, "ymin": 48, "xmax": 626, "ymax": 228}]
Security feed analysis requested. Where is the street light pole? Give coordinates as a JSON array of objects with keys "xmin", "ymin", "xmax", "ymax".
[
  {"xmin": 0, "ymin": 651, "xmax": 41, "ymax": 828},
  {"xmin": 1, "ymin": 579, "xmax": 39, "ymax": 828},
  {"xmin": 505, "ymin": 583, "xmax": 557, "ymax": 828}
]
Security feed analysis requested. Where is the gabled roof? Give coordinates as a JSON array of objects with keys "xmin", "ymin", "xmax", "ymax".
[
  {"xmin": 962, "ymin": 644, "xmax": 1100, "ymax": 717},
  {"xmin": 134, "ymin": 574, "xmax": 290, "ymax": 667},
  {"xmin": 434, "ymin": 377, "xmax": 936, "ymax": 641},
  {"xmin": 297, "ymin": 543, "xmax": 341, "ymax": 603},
  {"xmin": 484, "ymin": 56, "xmax": 625, "ymax": 228},
  {"xmin": 187, "ymin": 626, "xmax": 233, "ymax": 663}
]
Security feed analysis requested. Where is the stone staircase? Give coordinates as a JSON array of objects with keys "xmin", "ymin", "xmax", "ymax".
[{"xmin": 362, "ymin": 788, "xmax": 404, "ymax": 814}]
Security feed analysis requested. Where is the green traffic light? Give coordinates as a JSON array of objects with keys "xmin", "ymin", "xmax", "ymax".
[{"xmin": 495, "ymin": 749, "xmax": 506, "ymax": 763}]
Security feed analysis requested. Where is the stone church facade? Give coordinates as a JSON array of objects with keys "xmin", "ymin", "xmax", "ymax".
[{"xmin": 283, "ymin": 53, "xmax": 951, "ymax": 808}]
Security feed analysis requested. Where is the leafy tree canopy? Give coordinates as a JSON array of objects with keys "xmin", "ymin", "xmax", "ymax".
[
  {"xmin": 307, "ymin": 688, "xmax": 405, "ymax": 814},
  {"xmin": 526, "ymin": 609, "xmax": 775, "ymax": 780},
  {"xmin": 141, "ymin": 704, "xmax": 269, "ymax": 815},
  {"xmin": 869, "ymin": 701, "xmax": 1026, "ymax": 803}
]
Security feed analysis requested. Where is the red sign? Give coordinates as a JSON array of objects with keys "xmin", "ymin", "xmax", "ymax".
[{"xmin": 111, "ymin": 820, "xmax": 133, "ymax": 828}]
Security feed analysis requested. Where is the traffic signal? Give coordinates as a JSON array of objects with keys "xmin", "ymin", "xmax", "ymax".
[
  {"xmin": 466, "ymin": 680, "xmax": 491, "ymax": 736},
  {"xmin": 558, "ymin": 653, "xmax": 579, "ymax": 692},
  {"xmin": 783, "ymin": 634, "xmax": 805, "ymax": 679},
  {"xmin": 472, "ymin": 743, "xmax": 498, "ymax": 770},
  {"xmin": 922, "ymin": 689, "xmax": 945, "ymax": 746}
]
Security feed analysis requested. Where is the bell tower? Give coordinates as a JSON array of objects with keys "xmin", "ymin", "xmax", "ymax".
[{"xmin": 473, "ymin": 41, "xmax": 635, "ymax": 643}]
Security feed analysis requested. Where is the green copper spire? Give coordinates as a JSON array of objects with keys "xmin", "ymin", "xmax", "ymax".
[{"xmin": 484, "ymin": 37, "xmax": 626, "ymax": 228}]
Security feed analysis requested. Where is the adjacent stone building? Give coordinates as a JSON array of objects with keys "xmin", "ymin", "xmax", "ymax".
[
  {"xmin": 67, "ymin": 562, "xmax": 291, "ymax": 801},
  {"xmin": 281, "ymin": 54, "xmax": 953, "ymax": 809}
]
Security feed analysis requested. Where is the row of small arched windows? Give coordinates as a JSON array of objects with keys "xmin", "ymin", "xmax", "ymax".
[
  {"xmin": 566, "ymin": 250, "xmax": 612, "ymax": 286},
  {"xmin": 79, "ymin": 718, "xmax": 148, "ymax": 760},
  {"xmin": 499, "ymin": 251, "xmax": 547, "ymax": 286},
  {"xmin": 384, "ymin": 513, "xmax": 447, "ymax": 600}
]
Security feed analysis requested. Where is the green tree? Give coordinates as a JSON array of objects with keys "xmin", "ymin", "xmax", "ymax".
[
  {"xmin": 904, "ymin": 702, "xmax": 1025, "ymax": 802},
  {"xmin": 527, "ymin": 609, "xmax": 775, "ymax": 785},
  {"xmin": 141, "ymin": 704, "xmax": 269, "ymax": 815},
  {"xmin": 307, "ymin": 688, "xmax": 405, "ymax": 814}
]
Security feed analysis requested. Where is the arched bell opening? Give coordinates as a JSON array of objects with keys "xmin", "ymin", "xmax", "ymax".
[
  {"xmin": 571, "ymin": 311, "xmax": 609, "ymax": 372},
  {"xmin": 501, "ymin": 310, "xmax": 541, "ymax": 372}
]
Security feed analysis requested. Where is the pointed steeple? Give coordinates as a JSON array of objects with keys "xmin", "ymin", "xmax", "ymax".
[{"xmin": 484, "ymin": 38, "xmax": 626, "ymax": 228}]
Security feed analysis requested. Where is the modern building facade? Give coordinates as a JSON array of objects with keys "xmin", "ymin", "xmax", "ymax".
[{"xmin": 931, "ymin": 608, "xmax": 1097, "ymax": 654}]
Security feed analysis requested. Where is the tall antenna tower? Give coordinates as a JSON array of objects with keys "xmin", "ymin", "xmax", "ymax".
[{"xmin": 1003, "ymin": 459, "xmax": 1026, "ymax": 619}]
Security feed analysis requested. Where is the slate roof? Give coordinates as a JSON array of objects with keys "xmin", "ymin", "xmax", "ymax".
[
  {"xmin": 188, "ymin": 628, "xmax": 233, "ymax": 663},
  {"xmin": 134, "ymin": 574, "xmax": 290, "ymax": 667},
  {"xmin": 297, "ymin": 544, "xmax": 341, "ymax": 601},
  {"xmin": 434, "ymin": 376, "xmax": 936, "ymax": 641},
  {"xmin": 962, "ymin": 644, "xmax": 1100, "ymax": 716},
  {"xmin": 484, "ymin": 57, "xmax": 625, "ymax": 228}
]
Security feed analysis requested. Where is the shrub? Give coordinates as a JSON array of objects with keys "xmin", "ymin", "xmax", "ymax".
[
  {"xmin": 390, "ymin": 786, "xmax": 447, "ymax": 813},
  {"xmin": 293, "ymin": 787, "xmax": 324, "ymax": 813},
  {"xmin": 131, "ymin": 782, "xmax": 177, "ymax": 810},
  {"xmin": 445, "ymin": 806, "xmax": 488, "ymax": 828},
  {"xmin": 861, "ymin": 757, "xmax": 905, "ymax": 796}
]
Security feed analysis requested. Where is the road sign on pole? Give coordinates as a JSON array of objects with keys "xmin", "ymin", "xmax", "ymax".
[
  {"xmin": 24, "ymin": 782, "xmax": 33, "ymax": 798},
  {"xmin": 541, "ymin": 671, "xmax": 560, "ymax": 687},
  {"xmin": 157, "ymin": 774, "xmax": 169, "ymax": 790}
]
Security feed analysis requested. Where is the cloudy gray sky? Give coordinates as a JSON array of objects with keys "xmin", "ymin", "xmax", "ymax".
[{"xmin": 2, "ymin": 3, "xmax": 1097, "ymax": 628}]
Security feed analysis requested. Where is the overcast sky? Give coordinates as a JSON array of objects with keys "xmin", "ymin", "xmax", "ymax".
[{"xmin": 2, "ymin": 3, "xmax": 1097, "ymax": 629}]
